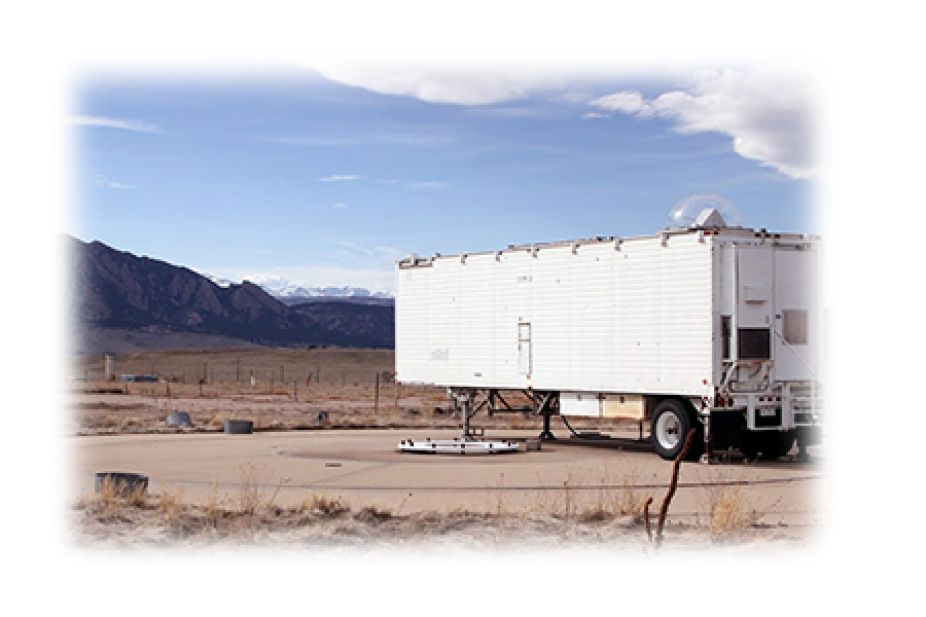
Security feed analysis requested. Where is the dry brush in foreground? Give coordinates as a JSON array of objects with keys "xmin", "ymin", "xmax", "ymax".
[{"xmin": 49, "ymin": 494, "xmax": 825, "ymax": 566}]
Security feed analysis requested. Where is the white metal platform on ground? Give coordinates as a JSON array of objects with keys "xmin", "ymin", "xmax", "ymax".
[{"xmin": 397, "ymin": 437, "xmax": 521, "ymax": 455}]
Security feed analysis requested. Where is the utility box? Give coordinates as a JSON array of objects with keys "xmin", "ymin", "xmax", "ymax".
[{"xmin": 395, "ymin": 203, "xmax": 823, "ymax": 461}]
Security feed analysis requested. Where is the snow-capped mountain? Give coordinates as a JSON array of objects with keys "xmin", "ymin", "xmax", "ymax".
[
  {"xmin": 197, "ymin": 272, "xmax": 394, "ymax": 305},
  {"xmin": 248, "ymin": 277, "xmax": 395, "ymax": 306},
  {"xmin": 257, "ymin": 279, "xmax": 394, "ymax": 300}
]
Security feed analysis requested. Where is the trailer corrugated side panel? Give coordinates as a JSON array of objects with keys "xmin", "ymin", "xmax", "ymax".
[
  {"xmin": 622, "ymin": 232, "xmax": 713, "ymax": 396},
  {"xmin": 394, "ymin": 263, "xmax": 432, "ymax": 383},
  {"xmin": 396, "ymin": 232, "xmax": 714, "ymax": 397}
]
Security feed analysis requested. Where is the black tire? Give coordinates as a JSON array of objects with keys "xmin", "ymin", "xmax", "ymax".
[{"xmin": 651, "ymin": 399, "xmax": 703, "ymax": 461}]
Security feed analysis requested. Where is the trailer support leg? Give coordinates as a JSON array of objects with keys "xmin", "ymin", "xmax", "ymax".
[
  {"xmin": 450, "ymin": 388, "xmax": 477, "ymax": 440},
  {"xmin": 462, "ymin": 397, "xmax": 471, "ymax": 438},
  {"xmin": 540, "ymin": 410, "xmax": 554, "ymax": 441},
  {"xmin": 534, "ymin": 392, "xmax": 557, "ymax": 441}
]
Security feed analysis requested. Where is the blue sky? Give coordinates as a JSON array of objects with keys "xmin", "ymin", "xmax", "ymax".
[{"xmin": 72, "ymin": 68, "xmax": 813, "ymax": 292}]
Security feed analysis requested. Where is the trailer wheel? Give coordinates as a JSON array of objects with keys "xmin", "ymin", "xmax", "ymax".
[{"xmin": 651, "ymin": 399, "xmax": 702, "ymax": 461}]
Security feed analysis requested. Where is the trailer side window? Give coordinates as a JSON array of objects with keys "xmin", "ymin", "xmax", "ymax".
[
  {"xmin": 738, "ymin": 328, "xmax": 771, "ymax": 360},
  {"xmin": 782, "ymin": 309, "xmax": 808, "ymax": 345}
]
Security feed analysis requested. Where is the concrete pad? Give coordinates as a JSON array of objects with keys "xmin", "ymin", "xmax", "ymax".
[{"xmin": 70, "ymin": 429, "xmax": 825, "ymax": 526}]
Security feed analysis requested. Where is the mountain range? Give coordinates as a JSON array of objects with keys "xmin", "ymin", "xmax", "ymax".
[{"xmin": 69, "ymin": 236, "xmax": 395, "ymax": 353}]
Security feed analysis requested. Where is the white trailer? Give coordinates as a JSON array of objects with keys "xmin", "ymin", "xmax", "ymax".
[{"xmin": 395, "ymin": 201, "xmax": 822, "ymax": 461}]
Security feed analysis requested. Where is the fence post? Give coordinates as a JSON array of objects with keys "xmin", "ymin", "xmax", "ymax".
[{"xmin": 374, "ymin": 372, "xmax": 380, "ymax": 414}]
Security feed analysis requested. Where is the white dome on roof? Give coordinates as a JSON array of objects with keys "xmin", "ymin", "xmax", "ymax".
[{"xmin": 667, "ymin": 194, "xmax": 741, "ymax": 229}]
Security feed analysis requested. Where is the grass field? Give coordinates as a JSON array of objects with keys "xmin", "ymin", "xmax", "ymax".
[
  {"xmin": 69, "ymin": 347, "xmax": 622, "ymax": 436},
  {"xmin": 73, "ymin": 347, "xmax": 397, "ymax": 388},
  {"xmin": 49, "ymin": 349, "xmax": 524, "ymax": 437}
]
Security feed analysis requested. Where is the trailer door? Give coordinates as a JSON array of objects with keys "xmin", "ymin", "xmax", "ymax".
[
  {"xmin": 518, "ymin": 322, "xmax": 532, "ymax": 376},
  {"xmin": 773, "ymin": 248, "xmax": 816, "ymax": 381},
  {"xmin": 735, "ymin": 246, "xmax": 773, "ymax": 360}
]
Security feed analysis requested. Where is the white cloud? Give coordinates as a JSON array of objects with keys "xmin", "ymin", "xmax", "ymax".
[
  {"xmin": 313, "ymin": 175, "xmax": 449, "ymax": 194},
  {"xmin": 311, "ymin": 66, "xmax": 812, "ymax": 178},
  {"xmin": 589, "ymin": 91, "xmax": 645, "ymax": 114},
  {"xmin": 377, "ymin": 178, "xmax": 448, "ymax": 190},
  {"xmin": 270, "ymin": 126, "xmax": 454, "ymax": 149},
  {"xmin": 591, "ymin": 70, "xmax": 813, "ymax": 179},
  {"xmin": 408, "ymin": 180, "xmax": 447, "ymax": 190},
  {"xmin": 71, "ymin": 115, "xmax": 160, "ymax": 133},
  {"xmin": 318, "ymin": 174, "xmax": 363, "ymax": 182},
  {"xmin": 332, "ymin": 202, "xmax": 348, "ymax": 209},
  {"xmin": 258, "ymin": 51, "xmax": 656, "ymax": 105},
  {"xmin": 93, "ymin": 175, "xmax": 136, "ymax": 190}
]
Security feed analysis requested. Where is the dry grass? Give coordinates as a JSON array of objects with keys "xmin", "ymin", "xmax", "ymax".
[
  {"xmin": 73, "ymin": 347, "xmax": 392, "ymax": 384},
  {"xmin": 70, "ymin": 384, "xmax": 578, "ymax": 435},
  {"xmin": 72, "ymin": 484, "xmax": 806, "ymax": 548},
  {"xmin": 71, "ymin": 348, "xmax": 443, "ymax": 434},
  {"xmin": 49, "ymin": 496, "xmax": 824, "ymax": 566},
  {"xmin": 708, "ymin": 486, "xmax": 755, "ymax": 539},
  {"xmin": 695, "ymin": 469, "xmax": 772, "ymax": 542}
]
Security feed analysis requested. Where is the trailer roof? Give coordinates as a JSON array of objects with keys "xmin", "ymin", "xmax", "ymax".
[{"xmin": 397, "ymin": 225, "xmax": 819, "ymax": 269}]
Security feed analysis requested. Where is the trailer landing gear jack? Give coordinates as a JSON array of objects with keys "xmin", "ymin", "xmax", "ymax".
[
  {"xmin": 540, "ymin": 410, "xmax": 555, "ymax": 441},
  {"xmin": 450, "ymin": 388, "xmax": 478, "ymax": 439},
  {"xmin": 524, "ymin": 391, "xmax": 559, "ymax": 441}
]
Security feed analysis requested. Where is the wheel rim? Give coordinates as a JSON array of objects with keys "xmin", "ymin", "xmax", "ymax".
[{"xmin": 655, "ymin": 411, "xmax": 681, "ymax": 451}]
